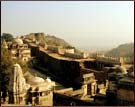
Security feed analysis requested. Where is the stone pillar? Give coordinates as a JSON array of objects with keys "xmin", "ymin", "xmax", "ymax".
[
  {"xmin": 32, "ymin": 97, "xmax": 35, "ymax": 106},
  {"xmin": 119, "ymin": 57, "xmax": 124, "ymax": 65},
  {"xmin": 105, "ymin": 80, "xmax": 109, "ymax": 89},
  {"xmin": 81, "ymin": 84, "xmax": 87, "ymax": 96},
  {"xmin": 91, "ymin": 82, "xmax": 97, "ymax": 96}
]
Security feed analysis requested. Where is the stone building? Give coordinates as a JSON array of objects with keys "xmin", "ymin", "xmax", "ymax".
[
  {"xmin": 92, "ymin": 66, "xmax": 134, "ymax": 106},
  {"xmin": 25, "ymin": 39, "xmax": 133, "ymax": 106},
  {"xmin": 64, "ymin": 52, "xmax": 89, "ymax": 59},
  {"xmin": 47, "ymin": 45, "xmax": 61, "ymax": 53},
  {"xmin": 104, "ymin": 66, "xmax": 134, "ymax": 106},
  {"xmin": 65, "ymin": 48, "xmax": 75, "ymax": 54},
  {"xmin": 76, "ymin": 72, "xmax": 97, "ymax": 97},
  {"xmin": 8, "ymin": 38, "xmax": 31, "ymax": 61},
  {"xmin": 8, "ymin": 63, "xmax": 55, "ymax": 106},
  {"xmin": 26, "ymin": 77, "xmax": 55, "ymax": 106},
  {"xmin": 91, "ymin": 52, "xmax": 104, "ymax": 58},
  {"xmin": 116, "ymin": 66, "xmax": 134, "ymax": 106}
]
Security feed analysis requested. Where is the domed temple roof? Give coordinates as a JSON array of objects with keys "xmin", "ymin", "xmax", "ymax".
[
  {"xmin": 46, "ymin": 77, "xmax": 52, "ymax": 83},
  {"xmin": 13, "ymin": 38, "xmax": 23, "ymax": 45},
  {"xmin": 29, "ymin": 76, "xmax": 45, "ymax": 85},
  {"xmin": 115, "ymin": 66, "xmax": 127, "ymax": 74}
]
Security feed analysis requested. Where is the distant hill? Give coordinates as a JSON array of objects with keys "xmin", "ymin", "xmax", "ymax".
[
  {"xmin": 24, "ymin": 32, "xmax": 81, "ymax": 53},
  {"xmin": 105, "ymin": 43, "xmax": 134, "ymax": 58}
]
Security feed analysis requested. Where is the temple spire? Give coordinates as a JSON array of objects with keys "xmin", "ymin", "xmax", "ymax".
[{"xmin": 2, "ymin": 39, "xmax": 8, "ymax": 49}]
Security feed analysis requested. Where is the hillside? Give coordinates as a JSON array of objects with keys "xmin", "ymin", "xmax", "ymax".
[
  {"xmin": 25, "ymin": 33, "xmax": 46, "ymax": 42},
  {"xmin": 24, "ymin": 32, "xmax": 81, "ymax": 53},
  {"xmin": 25, "ymin": 33, "xmax": 73, "ymax": 48},
  {"xmin": 45, "ymin": 35, "xmax": 72, "ymax": 48},
  {"xmin": 105, "ymin": 43, "xmax": 134, "ymax": 58}
]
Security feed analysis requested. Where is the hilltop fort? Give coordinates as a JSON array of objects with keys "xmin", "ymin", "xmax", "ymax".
[{"xmin": 1, "ymin": 33, "xmax": 134, "ymax": 106}]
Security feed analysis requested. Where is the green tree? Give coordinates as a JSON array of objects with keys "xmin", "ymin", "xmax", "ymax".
[
  {"xmin": 1, "ymin": 47, "xmax": 13, "ymax": 76},
  {"xmin": 1, "ymin": 45, "xmax": 13, "ymax": 100},
  {"xmin": 1, "ymin": 33, "xmax": 14, "ymax": 41}
]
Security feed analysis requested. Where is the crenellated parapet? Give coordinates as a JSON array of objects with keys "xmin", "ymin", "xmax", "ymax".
[{"xmin": 96, "ymin": 56, "xmax": 123, "ymax": 65}]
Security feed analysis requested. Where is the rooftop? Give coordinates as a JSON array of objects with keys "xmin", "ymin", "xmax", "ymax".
[{"xmin": 13, "ymin": 38, "xmax": 23, "ymax": 45}]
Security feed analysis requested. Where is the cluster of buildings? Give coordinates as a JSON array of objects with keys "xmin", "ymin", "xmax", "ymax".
[
  {"xmin": 2, "ymin": 38, "xmax": 31, "ymax": 62},
  {"xmin": 7, "ymin": 63, "xmax": 55, "ymax": 105},
  {"xmin": 1, "ymin": 34, "xmax": 134, "ymax": 106}
]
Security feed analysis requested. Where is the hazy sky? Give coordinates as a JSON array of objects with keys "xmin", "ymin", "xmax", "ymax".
[{"xmin": 1, "ymin": 1, "xmax": 134, "ymax": 51}]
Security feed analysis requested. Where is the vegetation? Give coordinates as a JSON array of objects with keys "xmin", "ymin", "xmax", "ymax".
[
  {"xmin": 105, "ymin": 43, "xmax": 134, "ymax": 58},
  {"xmin": 1, "ymin": 45, "xmax": 14, "ymax": 100},
  {"xmin": 45, "ymin": 35, "xmax": 72, "ymax": 48},
  {"xmin": 1, "ymin": 33, "xmax": 14, "ymax": 41}
]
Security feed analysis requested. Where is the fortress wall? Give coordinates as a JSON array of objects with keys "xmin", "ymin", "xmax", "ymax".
[
  {"xmin": 47, "ymin": 45, "xmax": 59, "ymax": 53},
  {"xmin": 60, "ymin": 60, "xmax": 81, "ymax": 82},
  {"xmin": 64, "ymin": 52, "xmax": 84, "ymax": 59},
  {"xmin": 65, "ymin": 49, "xmax": 75, "ymax": 54},
  {"xmin": 37, "ymin": 48, "xmax": 81, "ymax": 86},
  {"xmin": 28, "ymin": 44, "xmax": 39, "ymax": 57},
  {"xmin": 53, "ymin": 92, "xmax": 101, "ymax": 106},
  {"xmin": 83, "ymin": 61, "xmax": 97, "ymax": 69},
  {"xmin": 29, "ymin": 43, "xmax": 107, "ymax": 86},
  {"xmin": 84, "ymin": 60, "xmax": 118, "ymax": 73},
  {"xmin": 38, "ymin": 49, "xmax": 50, "ymax": 67}
]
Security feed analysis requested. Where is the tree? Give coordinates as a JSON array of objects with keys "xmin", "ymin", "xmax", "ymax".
[
  {"xmin": 1, "ymin": 45, "xmax": 13, "ymax": 102},
  {"xmin": 1, "ymin": 33, "xmax": 14, "ymax": 41},
  {"xmin": 1, "ymin": 47, "xmax": 13, "ymax": 76}
]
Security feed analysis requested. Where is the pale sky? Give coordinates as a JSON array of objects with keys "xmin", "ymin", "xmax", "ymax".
[{"xmin": 1, "ymin": 1, "xmax": 134, "ymax": 51}]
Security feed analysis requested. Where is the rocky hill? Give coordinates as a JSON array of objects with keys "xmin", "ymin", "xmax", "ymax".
[
  {"xmin": 25, "ymin": 33, "xmax": 73, "ymax": 48},
  {"xmin": 105, "ymin": 43, "xmax": 134, "ymax": 58},
  {"xmin": 24, "ymin": 32, "xmax": 81, "ymax": 53}
]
